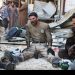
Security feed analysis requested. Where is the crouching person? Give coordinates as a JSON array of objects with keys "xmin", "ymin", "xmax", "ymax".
[
  {"xmin": 58, "ymin": 15, "xmax": 75, "ymax": 60},
  {"xmin": 68, "ymin": 44, "xmax": 75, "ymax": 59},
  {"xmin": 25, "ymin": 12, "xmax": 55, "ymax": 62}
]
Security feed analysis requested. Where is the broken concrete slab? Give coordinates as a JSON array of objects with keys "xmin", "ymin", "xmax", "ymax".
[
  {"xmin": 33, "ymin": 1, "xmax": 56, "ymax": 20},
  {"xmin": 49, "ymin": 8, "xmax": 75, "ymax": 28},
  {"xmin": 43, "ymin": 2, "xmax": 56, "ymax": 17},
  {"xmin": 0, "ymin": 36, "xmax": 26, "ymax": 45},
  {"xmin": 15, "ymin": 58, "xmax": 61, "ymax": 70},
  {"xmin": 7, "ymin": 37, "xmax": 26, "ymax": 42},
  {"xmin": 52, "ymin": 29, "xmax": 73, "ymax": 38}
]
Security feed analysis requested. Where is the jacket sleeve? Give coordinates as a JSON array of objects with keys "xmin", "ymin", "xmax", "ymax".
[
  {"xmin": 45, "ymin": 25, "xmax": 52, "ymax": 46},
  {"xmin": 25, "ymin": 25, "xmax": 31, "ymax": 48}
]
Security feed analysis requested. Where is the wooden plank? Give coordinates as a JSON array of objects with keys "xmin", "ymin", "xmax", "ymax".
[
  {"xmin": 0, "ymin": 42, "xmax": 27, "ymax": 45},
  {"xmin": 0, "ymin": 40, "xmax": 27, "ymax": 45}
]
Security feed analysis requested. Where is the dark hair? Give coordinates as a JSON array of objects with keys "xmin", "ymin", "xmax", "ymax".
[
  {"xmin": 72, "ymin": 27, "xmax": 75, "ymax": 33},
  {"xmin": 29, "ymin": 12, "xmax": 38, "ymax": 18},
  {"xmin": 72, "ymin": 14, "xmax": 75, "ymax": 19}
]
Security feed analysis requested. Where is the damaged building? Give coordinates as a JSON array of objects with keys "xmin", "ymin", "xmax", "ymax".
[{"xmin": 0, "ymin": 0, "xmax": 75, "ymax": 70}]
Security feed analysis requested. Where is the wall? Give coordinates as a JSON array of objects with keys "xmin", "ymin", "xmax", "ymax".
[{"xmin": 65, "ymin": 0, "xmax": 75, "ymax": 12}]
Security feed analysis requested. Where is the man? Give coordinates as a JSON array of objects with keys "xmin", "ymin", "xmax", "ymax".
[
  {"xmin": 18, "ymin": 2, "xmax": 28, "ymax": 27},
  {"xmin": 26, "ymin": 12, "xmax": 53, "ymax": 60},
  {"xmin": 27, "ymin": 12, "xmax": 52, "ymax": 47},
  {"xmin": 7, "ymin": 0, "xmax": 18, "ymax": 29},
  {"xmin": 1, "ymin": 2, "xmax": 9, "ymax": 33},
  {"xmin": 58, "ymin": 14, "xmax": 75, "ymax": 59}
]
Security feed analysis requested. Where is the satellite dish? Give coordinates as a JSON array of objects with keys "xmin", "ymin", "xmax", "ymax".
[
  {"xmin": 33, "ymin": 1, "xmax": 56, "ymax": 20},
  {"xmin": 43, "ymin": 2, "xmax": 56, "ymax": 18}
]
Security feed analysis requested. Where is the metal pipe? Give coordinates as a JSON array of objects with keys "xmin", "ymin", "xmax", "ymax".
[{"xmin": 57, "ymin": 0, "xmax": 61, "ymax": 20}]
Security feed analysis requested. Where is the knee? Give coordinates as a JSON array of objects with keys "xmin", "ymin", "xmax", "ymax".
[{"xmin": 58, "ymin": 49, "xmax": 69, "ymax": 59}]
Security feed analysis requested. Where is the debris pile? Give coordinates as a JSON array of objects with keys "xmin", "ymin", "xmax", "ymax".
[{"xmin": 15, "ymin": 58, "xmax": 61, "ymax": 70}]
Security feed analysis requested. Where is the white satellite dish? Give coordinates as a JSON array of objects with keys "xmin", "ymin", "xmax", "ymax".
[
  {"xmin": 33, "ymin": 1, "xmax": 56, "ymax": 20},
  {"xmin": 43, "ymin": 2, "xmax": 56, "ymax": 18}
]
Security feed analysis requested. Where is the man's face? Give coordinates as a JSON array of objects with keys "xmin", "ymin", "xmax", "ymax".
[
  {"xmin": 11, "ymin": 2, "xmax": 15, "ymax": 7},
  {"xmin": 72, "ymin": 18, "xmax": 75, "ymax": 26},
  {"xmin": 29, "ymin": 16, "xmax": 38, "ymax": 26},
  {"xmin": 7, "ymin": 1, "xmax": 14, "ymax": 7}
]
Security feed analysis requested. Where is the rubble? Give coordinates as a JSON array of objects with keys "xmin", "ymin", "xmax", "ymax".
[
  {"xmin": 0, "ymin": 26, "xmax": 62, "ymax": 70},
  {"xmin": 49, "ymin": 8, "xmax": 75, "ymax": 28},
  {"xmin": 0, "ymin": 26, "xmax": 70, "ymax": 70},
  {"xmin": 0, "ymin": 51, "xmax": 5, "ymax": 61},
  {"xmin": 33, "ymin": 1, "xmax": 56, "ymax": 20},
  {"xmin": 0, "ymin": 28, "xmax": 73, "ymax": 70},
  {"xmin": 0, "ymin": 2, "xmax": 75, "ymax": 70},
  {"xmin": 51, "ymin": 28, "xmax": 73, "ymax": 50},
  {"xmin": 15, "ymin": 58, "xmax": 61, "ymax": 70}
]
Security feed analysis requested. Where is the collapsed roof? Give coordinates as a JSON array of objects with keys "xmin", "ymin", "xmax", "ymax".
[
  {"xmin": 49, "ymin": 8, "xmax": 75, "ymax": 28},
  {"xmin": 33, "ymin": 1, "xmax": 56, "ymax": 20}
]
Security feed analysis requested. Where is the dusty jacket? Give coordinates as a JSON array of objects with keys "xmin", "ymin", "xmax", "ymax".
[{"xmin": 26, "ymin": 21, "xmax": 52, "ymax": 47}]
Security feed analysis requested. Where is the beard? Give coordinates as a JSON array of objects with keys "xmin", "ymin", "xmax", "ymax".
[{"xmin": 31, "ymin": 21, "xmax": 37, "ymax": 26}]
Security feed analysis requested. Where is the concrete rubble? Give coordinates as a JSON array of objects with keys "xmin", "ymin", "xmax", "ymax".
[
  {"xmin": 0, "ymin": 23, "xmax": 74, "ymax": 70},
  {"xmin": 0, "ymin": 25, "xmax": 62, "ymax": 70},
  {"xmin": 0, "ymin": 1, "xmax": 75, "ymax": 70},
  {"xmin": 15, "ymin": 58, "xmax": 61, "ymax": 70},
  {"xmin": 52, "ymin": 28, "xmax": 73, "ymax": 50},
  {"xmin": 49, "ymin": 8, "xmax": 75, "ymax": 28},
  {"xmin": 33, "ymin": 1, "xmax": 56, "ymax": 20}
]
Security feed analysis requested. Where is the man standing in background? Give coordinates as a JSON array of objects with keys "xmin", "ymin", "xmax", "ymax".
[
  {"xmin": 1, "ymin": 1, "xmax": 9, "ymax": 33},
  {"xmin": 7, "ymin": 0, "xmax": 18, "ymax": 29},
  {"xmin": 18, "ymin": 1, "xmax": 28, "ymax": 28}
]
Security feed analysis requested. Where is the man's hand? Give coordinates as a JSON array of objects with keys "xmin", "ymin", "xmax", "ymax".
[{"xmin": 47, "ymin": 46, "xmax": 55, "ymax": 56}]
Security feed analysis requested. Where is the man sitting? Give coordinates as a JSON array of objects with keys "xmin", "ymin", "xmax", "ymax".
[{"xmin": 25, "ymin": 12, "xmax": 54, "ymax": 61}]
